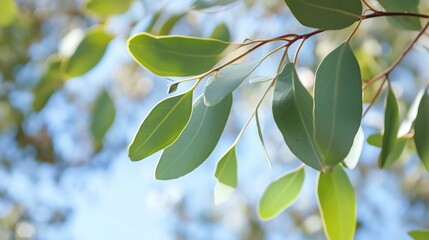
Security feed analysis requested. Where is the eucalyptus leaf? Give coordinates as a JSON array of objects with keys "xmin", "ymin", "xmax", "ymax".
[
  {"xmin": 214, "ymin": 146, "xmax": 237, "ymax": 204},
  {"xmin": 343, "ymin": 127, "xmax": 364, "ymax": 169},
  {"xmin": 318, "ymin": 167, "xmax": 356, "ymax": 240},
  {"xmin": 273, "ymin": 63, "xmax": 324, "ymax": 171},
  {"xmin": 249, "ymin": 75, "xmax": 274, "ymax": 84},
  {"xmin": 159, "ymin": 13, "xmax": 186, "ymax": 35},
  {"xmin": 64, "ymin": 27, "xmax": 113, "ymax": 77},
  {"xmin": 409, "ymin": 230, "xmax": 429, "ymax": 240},
  {"xmin": 33, "ymin": 58, "xmax": 64, "ymax": 111},
  {"xmin": 210, "ymin": 23, "xmax": 231, "ymax": 42},
  {"xmin": 255, "ymin": 110, "xmax": 272, "ymax": 167},
  {"xmin": 258, "ymin": 167, "xmax": 305, "ymax": 220},
  {"xmin": 0, "ymin": 0, "xmax": 17, "ymax": 27},
  {"xmin": 283, "ymin": 0, "xmax": 362, "ymax": 29},
  {"xmin": 90, "ymin": 89, "xmax": 115, "ymax": 150},
  {"xmin": 156, "ymin": 94, "xmax": 232, "ymax": 180},
  {"xmin": 314, "ymin": 42, "xmax": 362, "ymax": 167},
  {"xmin": 128, "ymin": 91, "xmax": 193, "ymax": 161},
  {"xmin": 367, "ymin": 133, "xmax": 408, "ymax": 168},
  {"xmin": 414, "ymin": 88, "xmax": 429, "ymax": 173},
  {"xmin": 128, "ymin": 33, "xmax": 230, "ymax": 77},
  {"xmin": 379, "ymin": 85, "xmax": 400, "ymax": 168},
  {"xmin": 85, "ymin": 0, "xmax": 133, "ymax": 17},
  {"xmin": 377, "ymin": 0, "xmax": 421, "ymax": 31},
  {"xmin": 204, "ymin": 61, "xmax": 260, "ymax": 106}
]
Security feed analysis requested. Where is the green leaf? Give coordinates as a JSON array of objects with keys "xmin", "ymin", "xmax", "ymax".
[
  {"xmin": 367, "ymin": 133, "xmax": 408, "ymax": 168},
  {"xmin": 156, "ymin": 94, "xmax": 232, "ymax": 180},
  {"xmin": 33, "ymin": 58, "xmax": 64, "ymax": 111},
  {"xmin": 314, "ymin": 42, "xmax": 362, "ymax": 167},
  {"xmin": 128, "ymin": 91, "xmax": 193, "ymax": 161},
  {"xmin": 64, "ymin": 27, "xmax": 113, "ymax": 77},
  {"xmin": 214, "ymin": 146, "xmax": 237, "ymax": 204},
  {"xmin": 318, "ymin": 167, "xmax": 356, "ymax": 240},
  {"xmin": 273, "ymin": 63, "xmax": 324, "ymax": 171},
  {"xmin": 255, "ymin": 110, "xmax": 272, "ymax": 167},
  {"xmin": 249, "ymin": 75, "xmax": 274, "ymax": 84},
  {"xmin": 343, "ymin": 127, "xmax": 364, "ymax": 169},
  {"xmin": 193, "ymin": 0, "xmax": 237, "ymax": 9},
  {"xmin": 0, "ymin": 0, "xmax": 17, "ymax": 27},
  {"xmin": 367, "ymin": 133, "xmax": 383, "ymax": 147},
  {"xmin": 409, "ymin": 230, "xmax": 429, "ymax": 240},
  {"xmin": 159, "ymin": 13, "xmax": 186, "ymax": 36},
  {"xmin": 204, "ymin": 61, "xmax": 260, "ymax": 106},
  {"xmin": 379, "ymin": 85, "xmax": 400, "ymax": 168},
  {"xmin": 85, "ymin": 0, "xmax": 133, "ymax": 17},
  {"xmin": 210, "ymin": 23, "xmax": 231, "ymax": 42},
  {"xmin": 128, "ymin": 33, "xmax": 231, "ymax": 77},
  {"xmin": 258, "ymin": 167, "xmax": 305, "ymax": 220},
  {"xmin": 90, "ymin": 89, "xmax": 115, "ymax": 150},
  {"xmin": 377, "ymin": 0, "xmax": 421, "ymax": 31},
  {"xmin": 414, "ymin": 88, "xmax": 429, "ymax": 173},
  {"xmin": 283, "ymin": 0, "xmax": 362, "ymax": 30}
]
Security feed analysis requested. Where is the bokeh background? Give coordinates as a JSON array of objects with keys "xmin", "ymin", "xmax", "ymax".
[{"xmin": 1, "ymin": 0, "xmax": 429, "ymax": 239}]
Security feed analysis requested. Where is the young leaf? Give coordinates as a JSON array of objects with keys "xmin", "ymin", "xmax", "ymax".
[
  {"xmin": 128, "ymin": 91, "xmax": 193, "ymax": 161},
  {"xmin": 379, "ymin": 85, "xmax": 400, "ymax": 168},
  {"xmin": 283, "ymin": 0, "xmax": 362, "ymax": 30},
  {"xmin": 128, "ymin": 33, "xmax": 231, "ymax": 77},
  {"xmin": 156, "ymin": 94, "xmax": 232, "ymax": 180},
  {"xmin": 258, "ymin": 167, "xmax": 305, "ymax": 220},
  {"xmin": 377, "ymin": 0, "xmax": 421, "ymax": 31},
  {"xmin": 314, "ymin": 42, "xmax": 362, "ymax": 168},
  {"xmin": 210, "ymin": 23, "xmax": 231, "ymax": 42},
  {"xmin": 214, "ymin": 146, "xmax": 237, "ymax": 204},
  {"xmin": 255, "ymin": 110, "xmax": 272, "ymax": 167},
  {"xmin": 273, "ymin": 63, "xmax": 324, "ymax": 171},
  {"xmin": 64, "ymin": 27, "xmax": 113, "ymax": 77},
  {"xmin": 91, "ymin": 89, "xmax": 115, "ymax": 150},
  {"xmin": 204, "ymin": 61, "xmax": 260, "ymax": 106},
  {"xmin": 0, "ymin": 0, "xmax": 17, "ymax": 27},
  {"xmin": 318, "ymin": 167, "xmax": 356, "ymax": 240},
  {"xmin": 343, "ymin": 127, "xmax": 364, "ymax": 169},
  {"xmin": 33, "ymin": 58, "xmax": 64, "ymax": 111},
  {"xmin": 409, "ymin": 230, "xmax": 429, "ymax": 240},
  {"xmin": 85, "ymin": 0, "xmax": 133, "ymax": 17},
  {"xmin": 414, "ymin": 88, "xmax": 429, "ymax": 173}
]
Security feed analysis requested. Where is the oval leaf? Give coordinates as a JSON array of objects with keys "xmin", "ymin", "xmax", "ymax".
[
  {"xmin": 204, "ymin": 61, "xmax": 260, "ymax": 106},
  {"xmin": 414, "ymin": 88, "xmax": 429, "ymax": 173},
  {"xmin": 314, "ymin": 42, "xmax": 362, "ymax": 167},
  {"xmin": 214, "ymin": 146, "xmax": 237, "ymax": 204},
  {"xmin": 380, "ymin": 85, "xmax": 400, "ymax": 168},
  {"xmin": 409, "ymin": 230, "xmax": 429, "ymax": 240},
  {"xmin": 155, "ymin": 94, "xmax": 232, "ymax": 180},
  {"xmin": 377, "ymin": 0, "xmax": 421, "ymax": 31},
  {"xmin": 64, "ymin": 27, "xmax": 113, "ymax": 77},
  {"xmin": 128, "ymin": 91, "xmax": 193, "ymax": 161},
  {"xmin": 273, "ymin": 63, "xmax": 324, "ymax": 171},
  {"xmin": 91, "ymin": 89, "xmax": 115, "ymax": 150},
  {"xmin": 318, "ymin": 167, "xmax": 356, "ymax": 240},
  {"xmin": 85, "ymin": 0, "xmax": 133, "ymax": 17},
  {"xmin": 210, "ymin": 23, "xmax": 231, "ymax": 42},
  {"xmin": 0, "ymin": 0, "xmax": 17, "ymax": 27},
  {"xmin": 283, "ymin": 0, "xmax": 362, "ymax": 30},
  {"xmin": 128, "ymin": 33, "xmax": 230, "ymax": 77},
  {"xmin": 258, "ymin": 167, "xmax": 305, "ymax": 220},
  {"xmin": 343, "ymin": 127, "xmax": 364, "ymax": 169}
]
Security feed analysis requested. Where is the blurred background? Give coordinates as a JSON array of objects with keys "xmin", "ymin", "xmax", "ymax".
[{"xmin": 1, "ymin": 0, "xmax": 429, "ymax": 239}]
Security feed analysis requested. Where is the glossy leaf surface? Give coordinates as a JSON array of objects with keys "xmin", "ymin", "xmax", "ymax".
[
  {"xmin": 85, "ymin": 0, "xmax": 133, "ymax": 16},
  {"xmin": 156, "ymin": 94, "xmax": 232, "ymax": 180},
  {"xmin": 283, "ymin": 0, "xmax": 362, "ymax": 29},
  {"xmin": 64, "ymin": 27, "xmax": 113, "ymax": 77},
  {"xmin": 258, "ymin": 167, "xmax": 305, "ymax": 220},
  {"xmin": 414, "ymin": 88, "xmax": 429, "ymax": 173},
  {"xmin": 314, "ymin": 42, "xmax": 362, "ymax": 167},
  {"xmin": 128, "ymin": 33, "xmax": 230, "ymax": 77},
  {"xmin": 273, "ymin": 63, "xmax": 324, "ymax": 171},
  {"xmin": 90, "ymin": 90, "xmax": 115, "ymax": 150},
  {"xmin": 380, "ymin": 85, "xmax": 400, "ymax": 168},
  {"xmin": 204, "ymin": 61, "xmax": 260, "ymax": 106},
  {"xmin": 128, "ymin": 92, "xmax": 193, "ymax": 161},
  {"xmin": 318, "ymin": 167, "xmax": 356, "ymax": 240}
]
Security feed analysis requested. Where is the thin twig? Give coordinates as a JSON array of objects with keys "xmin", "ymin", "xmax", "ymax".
[
  {"xmin": 293, "ymin": 38, "xmax": 306, "ymax": 64},
  {"xmin": 362, "ymin": 0, "xmax": 380, "ymax": 13}
]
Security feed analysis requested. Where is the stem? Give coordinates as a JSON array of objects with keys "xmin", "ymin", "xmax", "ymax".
[
  {"xmin": 361, "ymin": 0, "xmax": 380, "ymax": 13},
  {"xmin": 363, "ymin": 20, "xmax": 429, "ymax": 90},
  {"xmin": 293, "ymin": 38, "xmax": 306, "ymax": 64}
]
